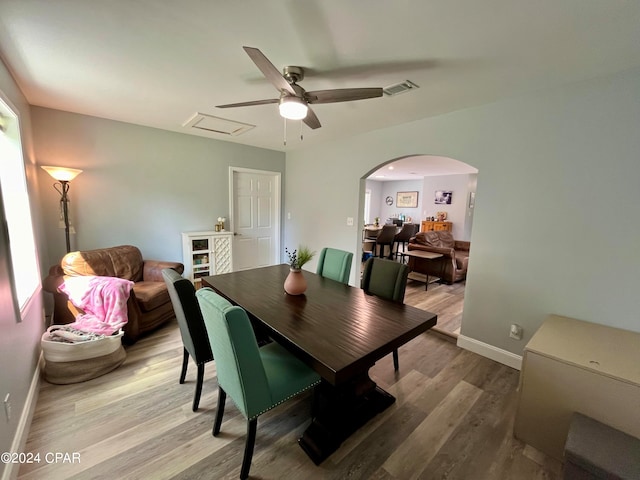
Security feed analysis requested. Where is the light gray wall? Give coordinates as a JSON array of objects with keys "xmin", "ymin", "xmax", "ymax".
[
  {"xmin": 377, "ymin": 179, "xmax": 422, "ymax": 224},
  {"xmin": 31, "ymin": 107, "xmax": 286, "ymax": 265},
  {"xmin": 422, "ymin": 173, "xmax": 476, "ymax": 240},
  {"xmin": 285, "ymin": 66, "xmax": 640, "ymax": 356},
  {"xmin": 0, "ymin": 59, "xmax": 47, "ymax": 474}
]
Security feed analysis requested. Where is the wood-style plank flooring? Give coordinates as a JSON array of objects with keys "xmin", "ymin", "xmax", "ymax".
[
  {"xmin": 20, "ymin": 314, "xmax": 562, "ymax": 479},
  {"xmin": 404, "ymin": 274, "xmax": 465, "ymax": 337},
  {"xmin": 361, "ymin": 256, "xmax": 464, "ymax": 338}
]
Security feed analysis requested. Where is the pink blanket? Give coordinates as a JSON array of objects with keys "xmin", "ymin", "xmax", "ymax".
[{"xmin": 59, "ymin": 276, "xmax": 134, "ymax": 335}]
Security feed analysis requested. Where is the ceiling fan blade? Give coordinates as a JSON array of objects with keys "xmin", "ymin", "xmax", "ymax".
[
  {"xmin": 216, "ymin": 98, "xmax": 279, "ymax": 108},
  {"xmin": 303, "ymin": 107, "xmax": 321, "ymax": 129},
  {"xmin": 243, "ymin": 46, "xmax": 296, "ymax": 95},
  {"xmin": 306, "ymin": 88, "xmax": 383, "ymax": 104}
]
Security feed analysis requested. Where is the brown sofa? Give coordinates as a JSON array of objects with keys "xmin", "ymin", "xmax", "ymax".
[
  {"xmin": 43, "ymin": 245, "xmax": 184, "ymax": 343},
  {"xmin": 407, "ymin": 231, "xmax": 470, "ymax": 284}
]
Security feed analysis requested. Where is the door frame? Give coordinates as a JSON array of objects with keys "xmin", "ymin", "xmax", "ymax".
[{"xmin": 228, "ymin": 166, "xmax": 282, "ymax": 268}]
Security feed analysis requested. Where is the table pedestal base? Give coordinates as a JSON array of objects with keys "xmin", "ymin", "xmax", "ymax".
[{"xmin": 298, "ymin": 373, "xmax": 395, "ymax": 464}]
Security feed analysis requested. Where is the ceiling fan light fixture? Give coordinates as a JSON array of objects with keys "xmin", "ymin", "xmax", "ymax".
[{"xmin": 279, "ymin": 96, "xmax": 308, "ymax": 120}]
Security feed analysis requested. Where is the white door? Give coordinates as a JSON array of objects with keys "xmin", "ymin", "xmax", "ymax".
[{"xmin": 230, "ymin": 168, "xmax": 280, "ymax": 271}]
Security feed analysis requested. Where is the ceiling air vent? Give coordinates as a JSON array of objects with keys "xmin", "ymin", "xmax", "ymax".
[
  {"xmin": 383, "ymin": 80, "xmax": 420, "ymax": 96},
  {"xmin": 183, "ymin": 113, "xmax": 255, "ymax": 136}
]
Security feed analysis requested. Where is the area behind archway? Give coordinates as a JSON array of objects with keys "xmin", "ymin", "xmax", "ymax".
[{"xmin": 360, "ymin": 154, "xmax": 478, "ymax": 337}]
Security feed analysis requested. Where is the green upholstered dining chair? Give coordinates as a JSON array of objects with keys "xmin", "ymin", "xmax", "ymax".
[
  {"xmin": 360, "ymin": 257, "xmax": 409, "ymax": 372},
  {"xmin": 162, "ymin": 268, "xmax": 214, "ymax": 411},
  {"xmin": 316, "ymin": 247, "xmax": 353, "ymax": 284},
  {"xmin": 196, "ymin": 287, "xmax": 321, "ymax": 480}
]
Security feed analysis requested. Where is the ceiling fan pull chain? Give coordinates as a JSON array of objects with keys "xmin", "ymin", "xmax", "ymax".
[
  {"xmin": 283, "ymin": 117, "xmax": 287, "ymax": 146},
  {"xmin": 300, "ymin": 120, "xmax": 303, "ymax": 141}
]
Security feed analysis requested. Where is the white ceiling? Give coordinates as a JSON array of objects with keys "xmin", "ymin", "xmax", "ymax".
[
  {"xmin": 1, "ymin": 1, "xmax": 639, "ymax": 154},
  {"xmin": 368, "ymin": 155, "xmax": 478, "ymax": 181}
]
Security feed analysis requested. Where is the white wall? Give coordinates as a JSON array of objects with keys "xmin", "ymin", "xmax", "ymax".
[{"xmin": 285, "ymin": 67, "xmax": 640, "ymax": 360}]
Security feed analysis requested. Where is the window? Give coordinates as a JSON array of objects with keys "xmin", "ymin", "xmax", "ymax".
[
  {"xmin": 364, "ymin": 189, "xmax": 371, "ymax": 224},
  {"xmin": 0, "ymin": 96, "xmax": 40, "ymax": 313}
]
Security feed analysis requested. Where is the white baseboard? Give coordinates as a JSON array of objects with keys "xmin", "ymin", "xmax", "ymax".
[
  {"xmin": 457, "ymin": 334, "xmax": 522, "ymax": 370},
  {"xmin": 2, "ymin": 355, "xmax": 42, "ymax": 480}
]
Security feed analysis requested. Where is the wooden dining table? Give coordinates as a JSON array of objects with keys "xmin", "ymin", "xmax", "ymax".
[{"xmin": 201, "ymin": 264, "xmax": 437, "ymax": 464}]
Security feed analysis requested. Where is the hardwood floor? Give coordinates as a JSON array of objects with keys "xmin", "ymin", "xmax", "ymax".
[
  {"xmin": 404, "ymin": 274, "xmax": 465, "ymax": 337},
  {"xmin": 20, "ymin": 318, "xmax": 562, "ymax": 480},
  {"xmin": 361, "ymin": 256, "xmax": 465, "ymax": 338}
]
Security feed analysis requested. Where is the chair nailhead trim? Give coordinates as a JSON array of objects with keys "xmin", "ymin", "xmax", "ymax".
[{"xmin": 248, "ymin": 380, "xmax": 321, "ymax": 421}]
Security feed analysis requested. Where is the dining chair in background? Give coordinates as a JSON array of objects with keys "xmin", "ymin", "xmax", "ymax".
[
  {"xmin": 196, "ymin": 287, "xmax": 321, "ymax": 480},
  {"xmin": 360, "ymin": 257, "xmax": 410, "ymax": 371},
  {"xmin": 162, "ymin": 268, "xmax": 214, "ymax": 411},
  {"xmin": 316, "ymin": 247, "xmax": 353, "ymax": 284},
  {"xmin": 393, "ymin": 223, "xmax": 417, "ymax": 261},
  {"xmin": 362, "ymin": 227, "xmax": 379, "ymax": 260},
  {"xmin": 374, "ymin": 224, "xmax": 398, "ymax": 258}
]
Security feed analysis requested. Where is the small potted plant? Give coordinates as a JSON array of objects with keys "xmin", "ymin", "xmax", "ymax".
[{"xmin": 284, "ymin": 246, "xmax": 315, "ymax": 295}]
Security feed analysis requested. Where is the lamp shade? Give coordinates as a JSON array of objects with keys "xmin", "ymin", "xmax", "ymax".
[
  {"xmin": 278, "ymin": 97, "xmax": 308, "ymax": 120},
  {"xmin": 41, "ymin": 166, "xmax": 83, "ymax": 182}
]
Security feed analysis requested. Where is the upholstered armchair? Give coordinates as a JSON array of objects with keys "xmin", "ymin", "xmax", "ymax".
[{"xmin": 43, "ymin": 245, "xmax": 184, "ymax": 343}]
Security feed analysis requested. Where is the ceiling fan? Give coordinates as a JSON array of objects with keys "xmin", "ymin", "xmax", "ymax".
[{"xmin": 216, "ymin": 47, "xmax": 383, "ymax": 130}]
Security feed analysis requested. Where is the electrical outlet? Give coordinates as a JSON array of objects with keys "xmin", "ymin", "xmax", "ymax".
[
  {"xmin": 4, "ymin": 393, "xmax": 11, "ymax": 422},
  {"xmin": 346, "ymin": 217, "xmax": 354, "ymax": 226},
  {"xmin": 509, "ymin": 324, "xmax": 523, "ymax": 340}
]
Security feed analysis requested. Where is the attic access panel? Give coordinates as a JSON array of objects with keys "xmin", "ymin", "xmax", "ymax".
[{"xmin": 183, "ymin": 113, "xmax": 255, "ymax": 136}]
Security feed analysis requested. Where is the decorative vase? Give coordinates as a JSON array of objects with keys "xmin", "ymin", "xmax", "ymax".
[{"xmin": 284, "ymin": 268, "xmax": 307, "ymax": 295}]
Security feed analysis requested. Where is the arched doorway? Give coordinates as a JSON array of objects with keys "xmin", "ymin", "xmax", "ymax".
[{"xmin": 359, "ymin": 154, "xmax": 478, "ymax": 338}]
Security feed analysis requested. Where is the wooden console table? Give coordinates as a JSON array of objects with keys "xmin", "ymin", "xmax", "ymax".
[{"xmin": 421, "ymin": 220, "xmax": 452, "ymax": 232}]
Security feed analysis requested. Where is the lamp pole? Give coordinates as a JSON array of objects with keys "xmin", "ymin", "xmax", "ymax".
[
  {"xmin": 41, "ymin": 166, "xmax": 82, "ymax": 255},
  {"xmin": 55, "ymin": 180, "xmax": 72, "ymax": 253}
]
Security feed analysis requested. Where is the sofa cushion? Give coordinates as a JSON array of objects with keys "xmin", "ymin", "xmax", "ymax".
[
  {"xmin": 62, "ymin": 245, "xmax": 144, "ymax": 281},
  {"xmin": 133, "ymin": 281, "xmax": 171, "ymax": 312},
  {"xmin": 414, "ymin": 231, "xmax": 455, "ymax": 248}
]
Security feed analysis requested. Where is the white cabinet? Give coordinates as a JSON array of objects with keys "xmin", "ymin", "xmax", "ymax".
[
  {"xmin": 514, "ymin": 314, "xmax": 640, "ymax": 460},
  {"xmin": 181, "ymin": 231, "xmax": 233, "ymax": 286}
]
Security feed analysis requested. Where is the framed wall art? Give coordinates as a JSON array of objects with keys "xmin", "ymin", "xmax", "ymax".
[
  {"xmin": 435, "ymin": 190, "xmax": 452, "ymax": 205},
  {"xmin": 396, "ymin": 191, "xmax": 418, "ymax": 208}
]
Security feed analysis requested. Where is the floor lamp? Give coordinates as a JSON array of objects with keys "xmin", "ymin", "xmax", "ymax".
[{"xmin": 41, "ymin": 166, "xmax": 83, "ymax": 253}]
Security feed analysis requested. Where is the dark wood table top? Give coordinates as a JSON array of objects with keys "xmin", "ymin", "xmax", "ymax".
[{"xmin": 202, "ymin": 264, "xmax": 437, "ymax": 385}]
